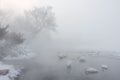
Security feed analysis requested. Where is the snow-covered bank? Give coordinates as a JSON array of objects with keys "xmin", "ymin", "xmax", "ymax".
[
  {"xmin": 0, "ymin": 62, "xmax": 21, "ymax": 80},
  {"xmin": 4, "ymin": 45, "xmax": 35, "ymax": 60},
  {"xmin": 1, "ymin": 45, "xmax": 36, "ymax": 80}
]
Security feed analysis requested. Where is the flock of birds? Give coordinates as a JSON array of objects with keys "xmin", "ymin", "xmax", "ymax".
[{"xmin": 57, "ymin": 52, "xmax": 108, "ymax": 75}]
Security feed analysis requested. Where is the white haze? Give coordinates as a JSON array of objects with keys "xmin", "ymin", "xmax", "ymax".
[
  {"xmin": 1, "ymin": 1, "xmax": 120, "ymax": 80},
  {"xmin": 1, "ymin": 0, "xmax": 120, "ymax": 51}
]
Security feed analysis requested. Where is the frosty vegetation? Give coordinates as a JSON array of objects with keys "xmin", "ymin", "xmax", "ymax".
[
  {"xmin": 0, "ymin": 6, "xmax": 57, "ymax": 59},
  {"xmin": 12, "ymin": 6, "xmax": 57, "ymax": 40},
  {"xmin": 24, "ymin": 6, "xmax": 56, "ymax": 33},
  {"xmin": 0, "ymin": 24, "xmax": 25, "ymax": 59},
  {"xmin": 0, "ymin": 6, "xmax": 57, "ymax": 80}
]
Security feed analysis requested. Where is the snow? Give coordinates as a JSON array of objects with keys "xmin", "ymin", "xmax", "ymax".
[
  {"xmin": 4, "ymin": 44, "xmax": 35, "ymax": 60},
  {"xmin": 0, "ymin": 62, "xmax": 21, "ymax": 80},
  {"xmin": 4, "ymin": 52, "xmax": 34, "ymax": 60},
  {"xmin": 0, "ymin": 76, "xmax": 10, "ymax": 80}
]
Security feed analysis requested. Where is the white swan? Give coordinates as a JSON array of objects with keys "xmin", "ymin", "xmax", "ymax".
[
  {"xmin": 85, "ymin": 67, "xmax": 98, "ymax": 75},
  {"xmin": 58, "ymin": 53, "xmax": 67, "ymax": 60},
  {"xmin": 66, "ymin": 60, "xmax": 72, "ymax": 69},
  {"xmin": 101, "ymin": 65, "xmax": 108, "ymax": 71}
]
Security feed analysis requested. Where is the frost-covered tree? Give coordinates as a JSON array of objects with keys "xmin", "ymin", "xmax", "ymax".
[
  {"xmin": 24, "ymin": 6, "xmax": 57, "ymax": 35},
  {"xmin": 0, "ymin": 24, "xmax": 25, "ymax": 59},
  {"xmin": 5, "ymin": 32, "xmax": 25, "ymax": 46},
  {"xmin": 11, "ymin": 6, "xmax": 57, "ymax": 42}
]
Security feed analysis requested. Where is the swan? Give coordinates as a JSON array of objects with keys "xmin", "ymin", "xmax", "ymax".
[
  {"xmin": 85, "ymin": 67, "xmax": 98, "ymax": 75},
  {"xmin": 101, "ymin": 65, "xmax": 108, "ymax": 71}
]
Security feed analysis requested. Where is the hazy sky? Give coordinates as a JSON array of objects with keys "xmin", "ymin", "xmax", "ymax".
[
  {"xmin": 1, "ymin": 0, "xmax": 120, "ymax": 51},
  {"xmin": 44, "ymin": 0, "xmax": 120, "ymax": 51}
]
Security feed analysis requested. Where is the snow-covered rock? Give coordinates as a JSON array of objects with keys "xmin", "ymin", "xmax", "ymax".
[
  {"xmin": 85, "ymin": 67, "xmax": 99, "ymax": 75},
  {"xmin": 0, "ymin": 69, "xmax": 9, "ymax": 75},
  {"xmin": 0, "ymin": 62, "xmax": 21, "ymax": 80}
]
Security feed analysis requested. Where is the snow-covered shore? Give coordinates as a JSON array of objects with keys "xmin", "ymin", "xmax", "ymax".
[
  {"xmin": 0, "ymin": 62, "xmax": 21, "ymax": 80},
  {"xmin": 1, "ymin": 45, "xmax": 35, "ymax": 80}
]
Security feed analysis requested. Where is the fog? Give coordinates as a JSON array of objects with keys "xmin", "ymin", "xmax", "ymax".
[
  {"xmin": 49, "ymin": 0, "xmax": 120, "ymax": 51},
  {"xmin": 43, "ymin": 0, "xmax": 120, "ymax": 51},
  {"xmin": 1, "ymin": 0, "xmax": 120, "ymax": 51},
  {"xmin": 1, "ymin": 0, "xmax": 120, "ymax": 80}
]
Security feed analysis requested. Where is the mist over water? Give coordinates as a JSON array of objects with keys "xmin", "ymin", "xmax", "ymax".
[{"xmin": 1, "ymin": 0, "xmax": 120, "ymax": 80}]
